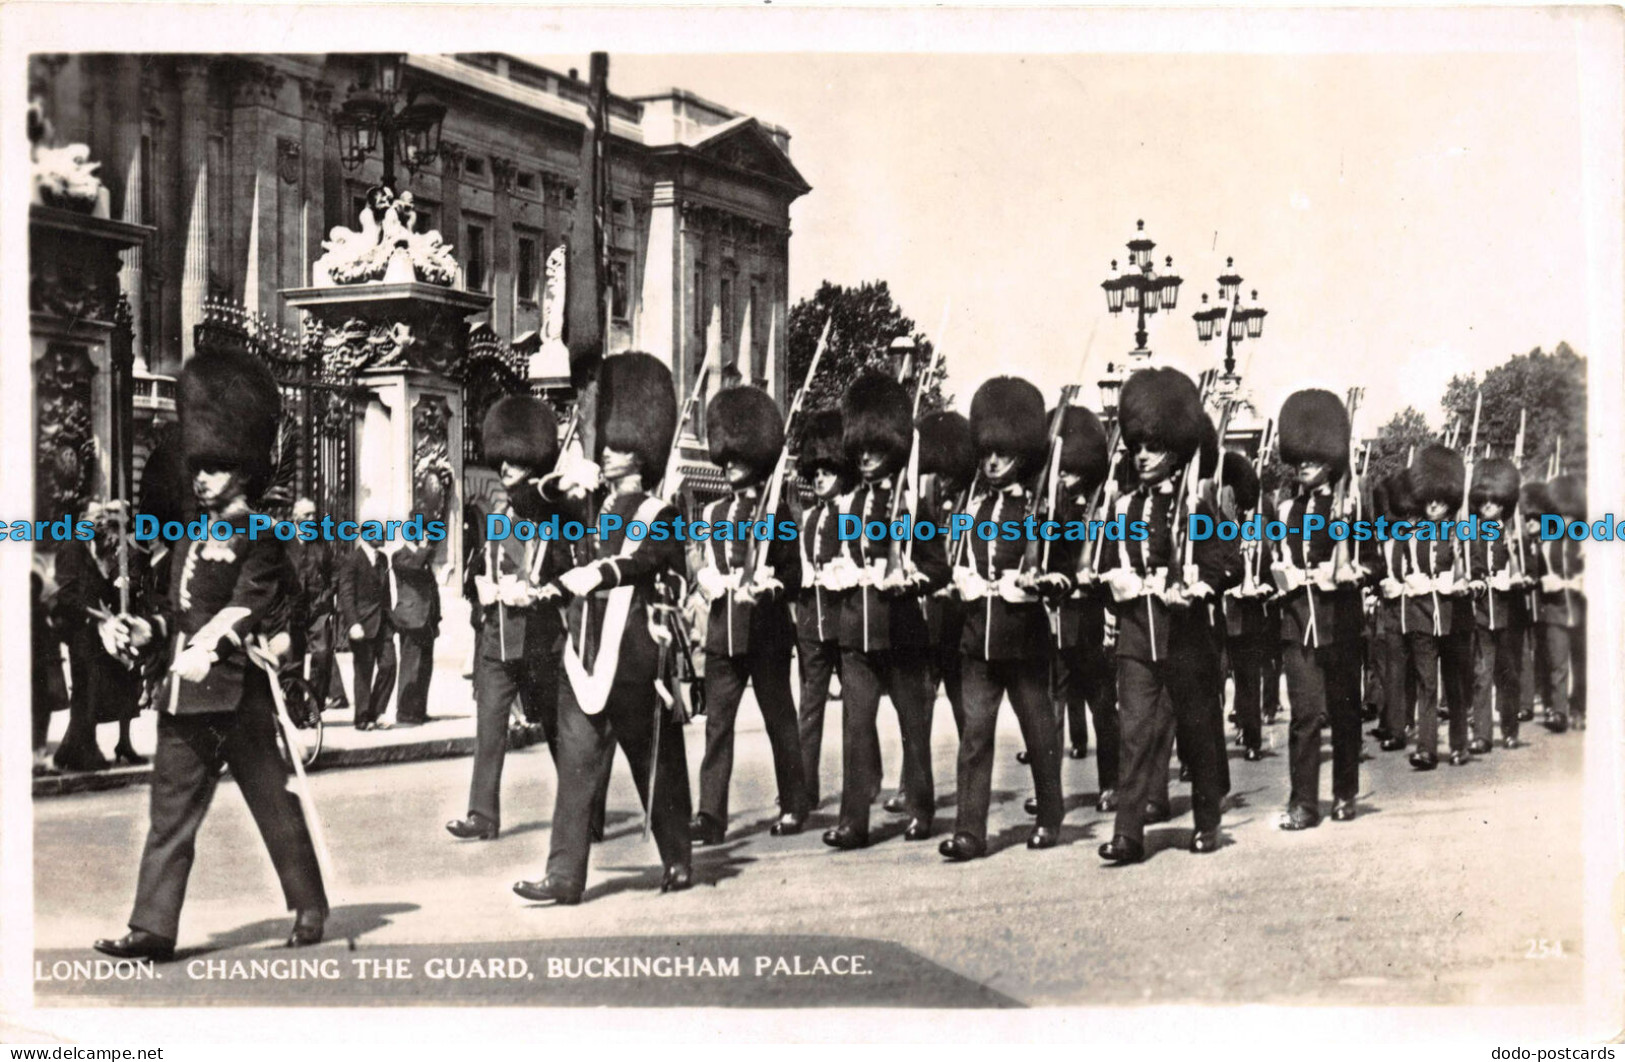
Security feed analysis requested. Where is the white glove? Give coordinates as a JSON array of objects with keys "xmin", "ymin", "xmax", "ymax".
[
  {"xmin": 1566, "ymin": 575, "xmax": 1585, "ymax": 594},
  {"xmin": 954, "ymin": 569, "xmax": 990, "ymax": 601},
  {"xmin": 1312, "ymin": 562, "xmax": 1340, "ymax": 593},
  {"xmin": 554, "ymin": 452, "xmax": 603, "ymax": 498},
  {"xmin": 1489, "ymin": 571, "xmax": 1514, "ymax": 593},
  {"xmin": 696, "ymin": 566, "xmax": 730, "ymax": 602},
  {"xmin": 819, "ymin": 557, "xmax": 861, "ymax": 592},
  {"xmin": 558, "ymin": 565, "xmax": 603, "ymax": 598},
  {"xmin": 1271, "ymin": 564, "xmax": 1305, "ymax": 594},
  {"xmin": 1103, "ymin": 568, "xmax": 1145, "ymax": 603},
  {"xmin": 750, "ymin": 566, "xmax": 784, "ymax": 598},
  {"xmin": 474, "ymin": 574, "xmax": 499, "ymax": 607},
  {"xmin": 996, "ymin": 572, "xmax": 1037, "ymax": 604},
  {"xmin": 1184, "ymin": 580, "xmax": 1215, "ymax": 601},
  {"xmin": 1379, "ymin": 577, "xmax": 1404, "ymax": 600},
  {"xmin": 1403, "ymin": 572, "xmax": 1434, "ymax": 596},
  {"xmin": 171, "ymin": 643, "xmax": 214, "ymax": 683},
  {"xmin": 1433, "ymin": 574, "xmax": 1460, "ymax": 596},
  {"xmin": 497, "ymin": 575, "xmax": 536, "ymax": 608}
]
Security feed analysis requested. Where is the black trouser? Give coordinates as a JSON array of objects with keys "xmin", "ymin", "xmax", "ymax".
[
  {"xmin": 1571, "ymin": 622, "xmax": 1587, "ymax": 720},
  {"xmin": 395, "ymin": 628, "xmax": 436, "ymax": 725},
  {"xmin": 700, "ymin": 648, "xmax": 807, "ymax": 827},
  {"xmin": 129, "ymin": 682, "xmax": 326, "ymax": 941},
  {"xmin": 1538, "ymin": 623, "xmax": 1580, "ymax": 722},
  {"xmin": 939, "ymin": 655, "xmax": 966, "ymax": 735},
  {"xmin": 544, "ymin": 676, "xmax": 691, "ymax": 892},
  {"xmin": 1281, "ymin": 640, "xmax": 1362, "ymax": 811},
  {"xmin": 837, "ymin": 647, "xmax": 935, "ymax": 837},
  {"xmin": 1409, "ymin": 629, "xmax": 1473, "ymax": 755},
  {"xmin": 468, "ymin": 623, "xmax": 570, "ymax": 830},
  {"xmin": 956, "ymin": 656, "xmax": 1062, "ymax": 843},
  {"xmin": 797, "ymin": 636, "xmax": 860, "ymax": 808},
  {"xmin": 1113, "ymin": 652, "xmax": 1224, "ymax": 845},
  {"xmin": 1376, "ymin": 629, "xmax": 1410, "ymax": 740},
  {"xmin": 306, "ymin": 615, "xmax": 345, "ymax": 712},
  {"xmin": 1059, "ymin": 642, "xmax": 1119, "ymax": 787},
  {"xmin": 350, "ymin": 632, "xmax": 396, "ymax": 726},
  {"xmin": 1228, "ymin": 632, "xmax": 1268, "ymax": 751},
  {"xmin": 1474, "ymin": 625, "xmax": 1522, "ymax": 742}
]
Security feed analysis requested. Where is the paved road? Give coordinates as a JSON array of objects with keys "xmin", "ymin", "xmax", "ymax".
[{"xmin": 34, "ymin": 694, "xmax": 1585, "ymax": 1010}]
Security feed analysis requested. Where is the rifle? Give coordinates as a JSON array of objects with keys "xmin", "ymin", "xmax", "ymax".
[
  {"xmin": 1456, "ymin": 389, "xmax": 1482, "ymax": 586},
  {"xmin": 881, "ymin": 324, "xmax": 947, "ymax": 582},
  {"xmin": 1513, "ymin": 408, "xmax": 1535, "ymax": 612},
  {"xmin": 1241, "ymin": 417, "xmax": 1276, "ymax": 590}
]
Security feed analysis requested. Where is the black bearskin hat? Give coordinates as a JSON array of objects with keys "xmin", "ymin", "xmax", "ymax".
[
  {"xmin": 1412, "ymin": 443, "xmax": 1465, "ymax": 510},
  {"xmin": 1468, "ymin": 456, "xmax": 1521, "ymax": 512},
  {"xmin": 1376, "ymin": 468, "xmax": 1421, "ymax": 520},
  {"xmin": 1197, "ymin": 415, "xmax": 1220, "ymax": 479},
  {"xmin": 1118, "ymin": 368, "xmax": 1204, "ymax": 465},
  {"xmin": 970, "ymin": 377, "xmax": 1048, "ymax": 477},
  {"xmin": 797, "ymin": 408, "xmax": 850, "ymax": 482},
  {"xmin": 137, "ymin": 433, "xmax": 190, "ymax": 528},
  {"xmin": 707, "ymin": 385, "xmax": 784, "ymax": 481},
  {"xmin": 597, "ymin": 352, "xmax": 677, "ymax": 480},
  {"xmin": 1520, "ymin": 479, "xmax": 1552, "ymax": 516},
  {"xmin": 1055, "ymin": 405, "xmax": 1109, "ymax": 496},
  {"xmin": 917, "ymin": 410, "xmax": 976, "ymax": 485},
  {"xmin": 841, "ymin": 371, "xmax": 911, "ymax": 477},
  {"xmin": 179, "ymin": 347, "xmax": 281, "ymax": 498},
  {"xmin": 1277, "ymin": 389, "xmax": 1350, "ymax": 476},
  {"xmin": 1548, "ymin": 474, "xmax": 1585, "ymax": 519},
  {"xmin": 1222, "ymin": 451, "xmax": 1259, "ymax": 513},
  {"xmin": 482, "ymin": 395, "xmax": 560, "ymax": 474}
]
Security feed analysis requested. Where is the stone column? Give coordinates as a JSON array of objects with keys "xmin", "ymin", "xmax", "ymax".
[
  {"xmin": 176, "ymin": 56, "xmax": 211, "ymax": 360},
  {"xmin": 640, "ymin": 181, "xmax": 678, "ymax": 366},
  {"xmin": 438, "ymin": 141, "xmax": 465, "ymax": 286},
  {"xmin": 491, "ymin": 156, "xmax": 517, "ymax": 339}
]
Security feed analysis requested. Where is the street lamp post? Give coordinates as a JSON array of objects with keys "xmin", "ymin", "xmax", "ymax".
[
  {"xmin": 333, "ymin": 54, "xmax": 447, "ymax": 190},
  {"xmin": 1099, "ymin": 219, "xmax": 1182, "ymax": 413},
  {"xmin": 1192, "ymin": 256, "xmax": 1268, "ymax": 390}
]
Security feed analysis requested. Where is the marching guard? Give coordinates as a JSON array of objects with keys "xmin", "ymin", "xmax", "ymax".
[
  {"xmin": 1096, "ymin": 368, "xmax": 1241, "ymax": 864},
  {"xmin": 1370, "ymin": 470, "xmax": 1420, "ymax": 752},
  {"xmin": 1219, "ymin": 450, "xmax": 1271, "ymax": 762},
  {"xmin": 691, "ymin": 384, "xmax": 809, "ymax": 843},
  {"xmin": 919, "ymin": 409, "xmax": 977, "ymax": 737},
  {"xmin": 94, "ymin": 348, "xmax": 328, "ymax": 961},
  {"xmin": 1403, "ymin": 444, "xmax": 1474, "ymax": 769},
  {"xmin": 514, "ymin": 352, "xmax": 693, "ymax": 905},
  {"xmin": 822, "ymin": 372, "xmax": 948, "ymax": 850},
  {"xmin": 448, "ymin": 396, "xmax": 572, "ymax": 841},
  {"xmin": 1270, "ymin": 389, "xmax": 1380, "ymax": 829},
  {"xmin": 1535, "ymin": 474, "xmax": 1586, "ymax": 732},
  {"xmin": 1464, "ymin": 457, "xmax": 1526, "ymax": 751}
]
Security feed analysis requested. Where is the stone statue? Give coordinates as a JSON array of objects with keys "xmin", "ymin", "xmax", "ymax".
[
  {"xmin": 313, "ymin": 184, "xmax": 458, "ymax": 288},
  {"xmin": 528, "ymin": 243, "xmax": 571, "ymax": 381},
  {"xmin": 28, "ymin": 97, "xmax": 110, "ymax": 217}
]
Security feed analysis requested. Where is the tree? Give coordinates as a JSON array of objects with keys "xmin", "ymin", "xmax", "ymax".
[
  {"xmin": 786, "ymin": 281, "xmax": 950, "ymax": 432},
  {"xmin": 1440, "ymin": 343, "xmax": 1586, "ymax": 480},
  {"xmin": 1366, "ymin": 406, "xmax": 1436, "ymax": 487}
]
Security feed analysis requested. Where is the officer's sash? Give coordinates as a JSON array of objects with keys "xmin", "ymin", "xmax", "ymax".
[{"xmin": 562, "ymin": 496, "xmax": 666, "ymax": 716}]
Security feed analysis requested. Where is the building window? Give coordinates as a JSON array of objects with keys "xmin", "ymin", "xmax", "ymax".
[
  {"xmin": 694, "ymin": 267, "xmax": 707, "ymax": 335},
  {"xmin": 464, "ymin": 156, "xmax": 485, "ymax": 178},
  {"xmin": 517, "ymin": 171, "xmax": 537, "ymax": 192},
  {"xmin": 516, "ymin": 234, "xmax": 538, "ymax": 303},
  {"xmin": 466, "ymin": 222, "xmax": 488, "ymax": 292},
  {"xmin": 609, "ymin": 255, "xmax": 631, "ymax": 322}
]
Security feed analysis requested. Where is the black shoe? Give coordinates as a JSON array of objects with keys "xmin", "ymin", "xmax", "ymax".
[
  {"xmin": 1518, "ymin": 708, "xmax": 1535, "ymax": 723},
  {"xmin": 903, "ymin": 818, "xmax": 934, "ymax": 841},
  {"xmin": 1243, "ymin": 746, "xmax": 1263, "ymax": 762},
  {"xmin": 1380, "ymin": 736, "xmax": 1407, "ymax": 752},
  {"xmin": 1095, "ymin": 788, "xmax": 1118, "ymax": 813},
  {"xmin": 513, "ymin": 877, "xmax": 582, "ymax": 905},
  {"xmin": 1279, "ymin": 806, "xmax": 1319, "ymax": 831},
  {"xmin": 286, "ymin": 907, "xmax": 325, "ymax": 948},
  {"xmin": 1544, "ymin": 714, "xmax": 1570, "ymax": 734},
  {"xmin": 54, "ymin": 749, "xmax": 110, "ymax": 773},
  {"xmin": 1023, "ymin": 796, "xmax": 1040, "ymax": 816},
  {"xmin": 1503, "ymin": 735, "xmax": 1520, "ymax": 750},
  {"xmin": 112, "ymin": 745, "xmax": 148, "ymax": 767},
  {"xmin": 1027, "ymin": 826, "xmax": 1059, "ymax": 850},
  {"xmin": 1449, "ymin": 748, "xmax": 1471, "ymax": 767},
  {"xmin": 445, "ymin": 812, "xmax": 499, "ymax": 841},
  {"xmin": 939, "ymin": 832, "xmax": 985, "ymax": 861},
  {"xmin": 1068, "ymin": 745, "xmax": 1087, "ymax": 760},
  {"xmin": 1178, "ymin": 763, "xmax": 1192, "ymax": 783},
  {"xmin": 769, "ymin": 813, "xmax": 805, "ymax": 837},
  {"xmin": 1098, "ymin": 835, "xmax": 1144, "ymax": 864},
  {"xmin": 1467, "ymin": 739, "xmax": 1492, "ymax": 755},
  {"xmin": 689, "ymin": 814, "xmax": 726, "ymax": 847},
  {"xmin": 1189, "ymin": 829, "xmax": 1220, "ymax": 854},
  {"xmin": 1409, "ymin": 750, "xmax": 1439, "ymax": 771},
  {"xmin": 1144, "ymin": 803, "xmax": 1171, "ymax": 825},
  {"xmin": 660, "ymin": 864, "xmax": 693, "ymax": 894},
  {"xmin": 1331, "ymin": 798, "xmax": 1356, "ymax": 822},
  {"xmin": 882, "ymin": 793, "xmax": 909, "ymax": 815},
  {"xmin": 822, "ymin": 823, "xmax": 868, "ymax": 850},
  {"xmin": 1015, "ymin": 750, "xmax": 1032, "ymax": 765},
  {"xmin": 94, "ymin": 929, "xmax": 175, "ymax": 963}
]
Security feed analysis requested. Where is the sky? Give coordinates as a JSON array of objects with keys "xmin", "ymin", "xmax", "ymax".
[{"xmin": 531, "ymin": 20, "xmax": 1597, "ymax": 432}]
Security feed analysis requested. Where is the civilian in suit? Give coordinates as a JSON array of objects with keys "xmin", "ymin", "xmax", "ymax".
[
  {"xmin": 286, "ymin": 497, "xmax": 346, "ymax": 716},
  {"xmin": 94, "ymin": 346, "xmax": 326, "ymax": 962},
  {"xmin": 336, "ymin": 538, "xmax": 395, "ymax": 730},
  {"xmin": 391, "ymin": 539, "xmax": 441, "ymax": 726},
  {"xmin": 690, "ymin": 385, "xmax": 808, "ymax": 843}
]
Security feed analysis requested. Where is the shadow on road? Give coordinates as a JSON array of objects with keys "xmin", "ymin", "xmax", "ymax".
[{"xmin": 175, "ymin": 901, "xmax": 420, "ymax": 958}]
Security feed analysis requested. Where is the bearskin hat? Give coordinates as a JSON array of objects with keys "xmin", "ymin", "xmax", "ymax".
[
  {"xmin": 1548, "ymin": 474, "xmax": 1585, "ymax": 519},
  {"xmin": 597, "ymin": 352, "xmax": 677, "ymax": 480},
  {"xmin": 1468, "ymin": 456, "xmax": 1521, "ymax": 512},
  {"xmin": 1277, "ymin": 389, "xmax": 1350, "ymax": 476},
  {"xmin": 917, "ymin": 410, "xmax": 976, "ymax": 485},
  {"xmin": 1054, "ymin": 405, "xmax": 1109, "ymax": 496},
  {"xmin": 1197, "ymin": 415, "xmax": 1220, "ymax": 479},
  {"xmin": 1520, "ymin": 479, "xmax": 1551, "ymax": 516},
  {"xmin": 482, "ymin": 395, "xmax": 560, "ymax": 474},
  {"xmin": 1375, "ymin": 468, "xmax": 1421, "ymax": 520},
  {"xmin": 1221, "ymin": 451, "xmax": 1260, "ymax": 513},
  {"xmin": 707, "ymin": 385, "xmax": 784, "ymax": 481},
  {"xmin": 1412, "ymin": 443, "xmax": 1465, "ymax": 510},
  {"xmin": 179, "ymin": 347, "xmax": 281, "ymax": 498},
  {"xmin": 797, "ymin": 408, "xmax": 850, "ymax": 481},
  {"xmin": 841, "ymin": 371, "xmax": 911, "ymax": 476},
  {"xmin": 137, "ymin": 433, "xmax": 190, "ymax": 528},
  {"xmin": 1118, "ymin": 368, "xmax": 1204, "ymax": 465},
  {"xmin": 969, "ymin": 377, "xmax": 1047, "ymax": 478}
]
